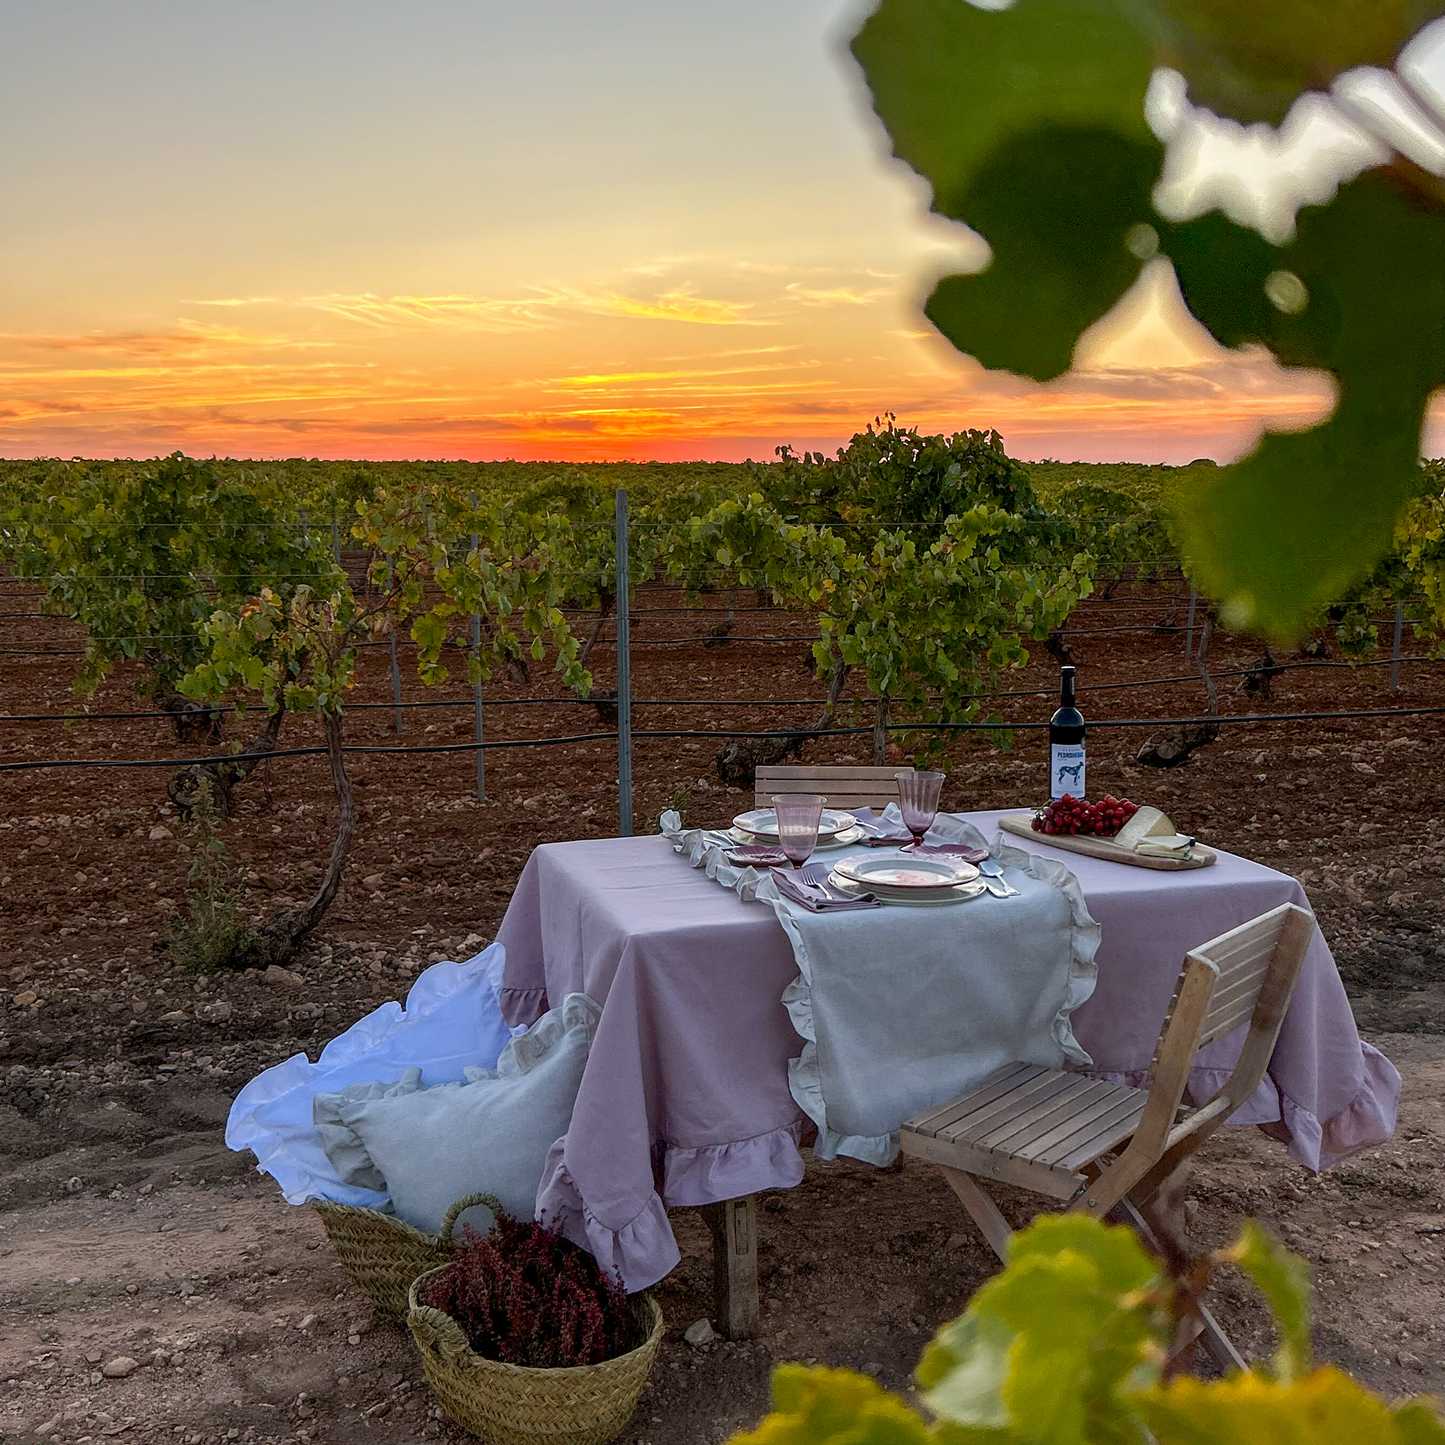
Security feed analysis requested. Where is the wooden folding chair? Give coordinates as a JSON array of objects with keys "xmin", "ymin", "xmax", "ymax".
[
  {"xmin": 900, "ymin": 901, "xmax": 1316, "ymax": 1371},
  {"xmin": 754, "ymin": 763, "xmax": 914, "ymax": 812}
]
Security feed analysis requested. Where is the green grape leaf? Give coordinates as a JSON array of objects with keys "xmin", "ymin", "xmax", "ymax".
[
  {"xmin": 916, "ymin": 1313, "xmax": 1012, "ymax": 1428},
  {"xmin": 1156, "ymin": 210, "xmax": 1279, "ymax": 347},
  {"xmin": 852, "ymin": 0, "xmax": 1445, "ymax": 640},
  {"xmin": 1137, "ymin": 1365, "xmax": 1445, "ymax": 1445},
  {"xmin": 852, "ymin": 0, "xmax": 1155, "ymax": 207},
  {"xmin": 410, "ymin": 611, "xmax": 448, "ymax": 658},
  {"xmin": 925, "ymin": 127, "xmax": 1160, "ymax": 380},
  {"xmin": 1173, "ymin": 173, "xmax": 1445, "ymax": 635},
  {"xmin": 728, "ymin": 1364, "xmax": 940, "ymax": 1444},
  {"xmin": 1396, "ymin": 1399, "xmax": 1445, "ymax": 1445},
  {"xmin": 853, "ymin": 0, "xmax": 1156, "ymax": 379},
  {"xmin": 1005, "ymin": 1213, "xmax": 1158, "ymax": 1292},
  {"xmin": 1219, "ymin": 1223, "xmax": 1312, "ymax": 1382},
  {"xmin": 1143, "ymin": 0, "xmax": 1445, "ymax": 126},
  {"xmin": 919, "ymin": 1216, "xmax": 1163, "ymax": 1444}
]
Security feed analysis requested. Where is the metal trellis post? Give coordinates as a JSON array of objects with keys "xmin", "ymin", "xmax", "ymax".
[
  {"xmin": 387, "ymin": 554, "xmax": 403, "ymax": 734},
  {"xmin": 390, "ymin": 633, "xmax": 403, "ymax": 733},
  {"xmin": 330, "ymin": 491, "xmax": 341, "ymax": 564},
  {"xmin": 470, "ymin": 494, "xmax": 485, "ymax": 802},
  {"xmin": 1391, "ymin": 602, "xmax": 1405, "ymax": 691},
  {"xmin": 615, "ymin": 488, "xmax": 633, "ymax": 836},
  {"xmin": 1184, "ymin": 585, "xmax": 1197, "ymax": 658}
]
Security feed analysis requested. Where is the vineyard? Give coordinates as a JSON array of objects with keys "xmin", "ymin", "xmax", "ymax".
[
  {"xmin": 2, "ymin": 429, "xmax": 1444, "ymax": 972},
  {"xmin": 2, "ymin": 432, "xmax": 1445, "ymax": 1442}
]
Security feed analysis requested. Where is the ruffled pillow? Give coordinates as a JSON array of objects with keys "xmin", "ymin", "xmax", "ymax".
[
  {"xmin": 312, "ymin": 1067, "xmax": 425, "ymax": 1193},
  {"xmin": 320, "ymin": 993, "xmax": 600, "ymax": 1234}
]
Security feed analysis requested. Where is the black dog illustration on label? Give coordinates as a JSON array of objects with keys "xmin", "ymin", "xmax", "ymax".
[{"xmin": 1057, "ymin": 762, "xmax": 1084, "ymax": 788}]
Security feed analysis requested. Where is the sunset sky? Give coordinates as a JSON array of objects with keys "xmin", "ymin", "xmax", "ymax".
[{"xmin": 0, "ymin": 0, "xmax": 1431, "ymax": 464}]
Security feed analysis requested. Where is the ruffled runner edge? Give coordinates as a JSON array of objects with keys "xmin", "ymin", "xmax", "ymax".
[
  {"xmin": 658, "ymin": 810, "xmax": 1102, "ymax": 1171},
  {"xmin": 536, "ymin": 1120, "xmax": 806, "ymax": 1292}
]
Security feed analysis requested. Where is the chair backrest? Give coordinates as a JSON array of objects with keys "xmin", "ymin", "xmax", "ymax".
[
  {"xmin": 1185, "ymin": 902, "xmax": 1315, "ymax": 1105},
  {"xmin": 1132, "ymin": 902, "xmax": 1315, "ymax": 1157},
  {"xmin": 754, "ymin": 764, "xmax": 915, "ymax": 812}
]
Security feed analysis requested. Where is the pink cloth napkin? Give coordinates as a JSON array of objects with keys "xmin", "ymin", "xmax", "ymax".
[
  {"xmin": 725, "ymin": 843, "xmax": 790, "ymax": 867},
  {"xmin": 910, "ymin": 842, "xmax": 989, "ymax": 862},
  {"xmin": 771, "ymin": 867, "xmax": 879, "ymax": 912},
  {"xmin": 848, "ymin": 809, "xmax": 987, "ymax": 861}
]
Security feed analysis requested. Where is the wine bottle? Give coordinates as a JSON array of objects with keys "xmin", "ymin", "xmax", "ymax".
[{"xmin": 1049, "ymin": 665, "xmax": 1086, "ymax": 801}]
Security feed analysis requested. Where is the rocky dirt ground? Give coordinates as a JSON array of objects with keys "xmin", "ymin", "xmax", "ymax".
[{"xmin": 2, "ymin": 579, "xmax": 1443, "ymax": 1443}]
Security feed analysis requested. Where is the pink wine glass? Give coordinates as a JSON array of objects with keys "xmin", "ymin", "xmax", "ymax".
[
  {"xmin": 896, "ymin": 771, "xmax": 944, "ymax": 850},
  {"xmin": 771, "ymin": 794, "xmax": 826, "ymax": 868}
]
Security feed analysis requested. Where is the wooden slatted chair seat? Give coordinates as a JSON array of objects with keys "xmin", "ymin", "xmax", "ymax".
[
  {"xmin": 903, "ymin": 1063, "xmax": 1152, "ymax": 1200},
  {"xmin": 901, "ymin": 901, "xmax": 1316, "ymax": 1373},
  {"xmin": 754, "ymin": 764, "xmax": 915, "ymax": 812}
]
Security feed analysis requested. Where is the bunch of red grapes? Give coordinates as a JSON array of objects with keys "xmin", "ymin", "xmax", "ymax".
[{"xmin": 1032, "ymin": 794, "xmax": 1139, "ymax": 837}]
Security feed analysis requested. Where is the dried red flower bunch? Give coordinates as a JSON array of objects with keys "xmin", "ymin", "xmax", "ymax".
[{"xmin": 423, "ymin": 1209, "xmax": 637, "ymax": 1369}]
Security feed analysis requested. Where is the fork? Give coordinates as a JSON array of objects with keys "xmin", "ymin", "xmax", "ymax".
[
  {"xmin": 977, "ymin": 859, "xmax": 1020, "ymax": 896},
  {"xmin": 799, "ymin": 861, "xmax": 856, "ymax": 900}
]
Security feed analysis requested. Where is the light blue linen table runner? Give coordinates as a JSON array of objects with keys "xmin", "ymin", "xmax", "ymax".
[{"xmin": 660, "ymin": 807, "xmax": 1101, "ymax": 1166}]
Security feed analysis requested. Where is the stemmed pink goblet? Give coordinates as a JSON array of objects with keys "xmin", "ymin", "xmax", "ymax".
[{"xmin": 896, "ymin": 770, "xmax": 944, "ymax": 850}]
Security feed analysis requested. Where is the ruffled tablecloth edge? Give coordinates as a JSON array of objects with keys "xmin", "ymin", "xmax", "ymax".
[
  {"xmin": 500, "ymin": 984, "xmax": 549, "ymax": 1030},
  {"xmin": 1092, "ymin": 1038, "xmax": 1400, "ymax": 1173},
  {"xmin": 536, "ymin": 1120, "xmax": 807, "ymax": 1292},
  {"xmin": 659, "ymin": 811, "xmax": 1102, "ymax": 1170}
]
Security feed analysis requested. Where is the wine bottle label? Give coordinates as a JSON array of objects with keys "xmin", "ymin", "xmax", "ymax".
[{"xmin": 1050, "ymin": 744, "xmax": 1086, "ymax": 800}]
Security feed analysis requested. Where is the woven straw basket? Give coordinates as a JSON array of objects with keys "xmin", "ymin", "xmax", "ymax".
[
  {"xmin": 312, "ymin": 1192, "xmax": 498, "ymax": 1325},
  {"xmin": 407, "ymin": 1267, "xmax": 664, "ymax": 1445}
]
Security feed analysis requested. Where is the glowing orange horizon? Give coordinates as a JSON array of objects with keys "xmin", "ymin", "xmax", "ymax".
[{"xmin": 2, "ymin": 263, "xmax": 1389, "ymax": 467}]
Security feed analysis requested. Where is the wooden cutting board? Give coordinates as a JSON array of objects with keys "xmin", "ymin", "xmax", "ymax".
[{"xmin": 998, "ymin": 812, "xmax": 1217, "ymax": 870}]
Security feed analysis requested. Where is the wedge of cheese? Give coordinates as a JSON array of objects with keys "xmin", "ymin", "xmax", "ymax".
[{"xmin": 1115, "ymin": 805, "xmax": 1195, "ymax": 857}]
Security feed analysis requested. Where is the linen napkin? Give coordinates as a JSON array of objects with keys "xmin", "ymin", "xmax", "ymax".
[
  {"xmin": 849, "ymin": 809, "xmax": 912, "ymax": 844},
  {"xmin": 910, "ymin": 842, "xmax": 990, "ymax": 862},
  {"xmin": 725, "ymin": 843, "xmax": 791, "ymax": 867},
  {"xmin": 849, "ymin": 808, "xmax": 988, "ymax": 861},
  {"xmin": 772, "ymin": 867, "xmax": 880, "ymax": 912}
]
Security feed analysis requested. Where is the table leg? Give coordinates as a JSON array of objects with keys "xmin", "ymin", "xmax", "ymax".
[{"xmin": 703, "ymin": 1195, "xmax": 760, "ymax": 1339}]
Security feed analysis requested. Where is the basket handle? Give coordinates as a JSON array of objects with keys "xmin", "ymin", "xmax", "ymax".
[{"xmin": 439, "ymin": 1192, "xmax": 505, "ymax": 1242}]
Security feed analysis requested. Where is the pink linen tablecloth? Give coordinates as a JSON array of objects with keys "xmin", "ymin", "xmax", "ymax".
[{"xmin": 496, "ymin": 810, "xmax": 1399, "ymax": 1290}]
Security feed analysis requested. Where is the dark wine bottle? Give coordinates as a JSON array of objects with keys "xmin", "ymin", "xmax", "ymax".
[{"xmin": 1049, "ymin": 665, "xmax": 1086, "ymax": 801}]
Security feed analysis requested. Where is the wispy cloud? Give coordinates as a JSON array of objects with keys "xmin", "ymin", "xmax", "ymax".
[
  {"xmin": 539, "ymin": 358, "xmax": 823, "ymax": 391},
  {"xmin": 185, "ymin": 265, "xmax": 907, "ymax": 338},
  {"xmin": 181, "ymin": 296, "xmax": 284, "ymax": 308},
  {"xmin": 0, "ymin": 321, "xmax": 334, "ymax": 361},
  {"xmin": 192, "ymin": 283, "xmax": 772, "ymax": 333},
  {"xmin": 589, "ymin": 289, "xmax": 766, "ymax": 325},
  {"xmin": 782, "ymin": 283, "xmax": 891, "ymax": 307}
]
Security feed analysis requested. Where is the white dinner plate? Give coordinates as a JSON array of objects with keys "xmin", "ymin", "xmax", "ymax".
[
  {"xmin": 732, "ymin": 807, "xmax": 855, "ymax": 841},
  {"xmin": 827, "ymin": 871, "xmax": 986, "ymax": 907},
  {"xmin": 726, "ymin": 824, "xmax": 865, "ymax": 851},
  {"xmin": 832, "ymin": 852, "xmax": 980, "ymax": 892}
]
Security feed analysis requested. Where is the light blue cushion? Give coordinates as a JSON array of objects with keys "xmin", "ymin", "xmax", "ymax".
[
  {"xmin": 312, "ymin": 1067, "xmax": 424, "ymax": 1193},
  {"xmin": 325, "ymin": 993, "xmax": 600, "ymax": 1234}
]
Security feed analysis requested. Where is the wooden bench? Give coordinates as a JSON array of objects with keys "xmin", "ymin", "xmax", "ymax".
[{"xmin": 754, "ymin": 764, "xmax": 914, "ymax": 813}]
